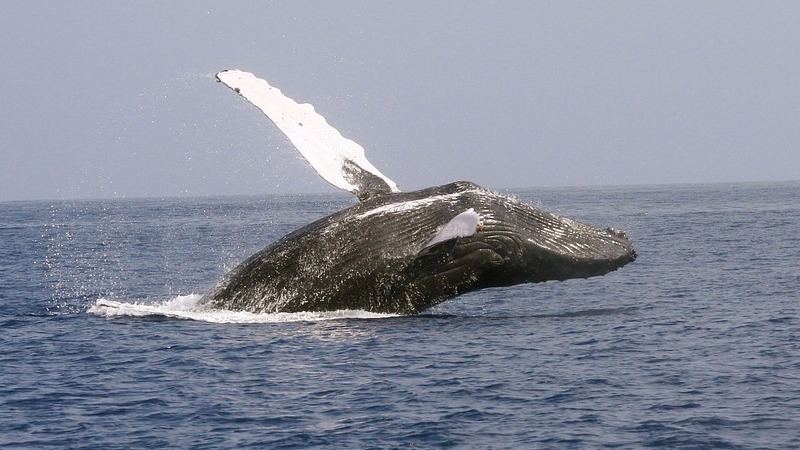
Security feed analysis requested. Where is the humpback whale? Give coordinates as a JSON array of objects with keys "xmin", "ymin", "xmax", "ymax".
[{"xmin": 203, "ymin": 70, "xmax": 636, "ymax": 314}]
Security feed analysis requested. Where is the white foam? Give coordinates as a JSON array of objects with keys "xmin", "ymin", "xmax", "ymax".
[
  {"xmin": 88, "ymin": 294, "xmax": 397, "ymax": 323},
  {"xmin": 216, "ymin": 69, "xmax": 400, "ymax": 196}
]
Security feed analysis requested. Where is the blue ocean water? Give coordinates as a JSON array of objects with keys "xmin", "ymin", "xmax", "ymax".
[{"xmin": 1, "ymin": 182, "xmax": 798, "ymax": 448}]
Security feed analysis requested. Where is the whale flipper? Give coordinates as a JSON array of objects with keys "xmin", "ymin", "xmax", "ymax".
[{"xmin": 216, "ymin": 69, "xmax": 400, "ymax": 200}]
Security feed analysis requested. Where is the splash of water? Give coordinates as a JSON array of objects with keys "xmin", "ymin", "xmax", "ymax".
[{"xmin": 88, "ymin": 294, "xmax": 398, "ymax": 323}]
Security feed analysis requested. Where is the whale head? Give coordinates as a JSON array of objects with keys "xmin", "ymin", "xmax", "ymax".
[
  {"xmin": 401, "ymin": 183, "xmax": 636, "ymax": 310},
  {"xmin": 479, "ymin": 197, "xmax": 636, "ymax": 285}
]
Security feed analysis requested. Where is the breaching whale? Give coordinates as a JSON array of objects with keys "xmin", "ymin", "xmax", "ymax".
[{"xmin": 202, "ymin": 70, "xmax": 636, "ymax": 314}]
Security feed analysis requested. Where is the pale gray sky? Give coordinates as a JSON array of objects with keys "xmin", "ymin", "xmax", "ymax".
[{"xmin": 1, "ymin": 1, "xmax": 798, "ymax": 201}]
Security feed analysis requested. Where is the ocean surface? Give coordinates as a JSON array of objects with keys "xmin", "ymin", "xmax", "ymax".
[{"xmin": 1, "ymin": 182, "xmax": 798, "ymax": 449}]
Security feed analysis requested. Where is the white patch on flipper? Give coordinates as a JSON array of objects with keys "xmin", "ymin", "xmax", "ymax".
[
  {"xmin": 425, "ymin": 208, "xmax": 482, "ymax": 248},
  {"xmin": 216, "ymin": 69, "xmax": 400, "ymax": 195}
]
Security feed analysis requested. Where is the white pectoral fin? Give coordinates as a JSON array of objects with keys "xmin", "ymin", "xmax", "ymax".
[
  {"xmin": 216, "ymin": 69, "xmax": 400, "ymax": 200},
  {"xmin": 424, "ymin": 208, "xmax": 483, "ymax": 248}
]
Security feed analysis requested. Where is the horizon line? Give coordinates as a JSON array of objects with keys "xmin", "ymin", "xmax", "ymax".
[{"xmin": 1, "ymin": 178, "xmax": 798, "ymax": 205}]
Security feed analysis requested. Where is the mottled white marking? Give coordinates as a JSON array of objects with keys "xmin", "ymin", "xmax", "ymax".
[
  {"xmin": 355, "ymin": 191, "xmax": 480, "ymax": 219},
  {"xmin": 425, "ymin": 208, "xmax": 482, "ymax": 247},
  {"xmin": 216, "ymin": 69, "xmax": 400, "ymax": 195}
]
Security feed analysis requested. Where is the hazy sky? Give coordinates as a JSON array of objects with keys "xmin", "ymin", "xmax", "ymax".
[{"xmin": 1, "ymin": 1, "xmax": 798, "ymax": 201}]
